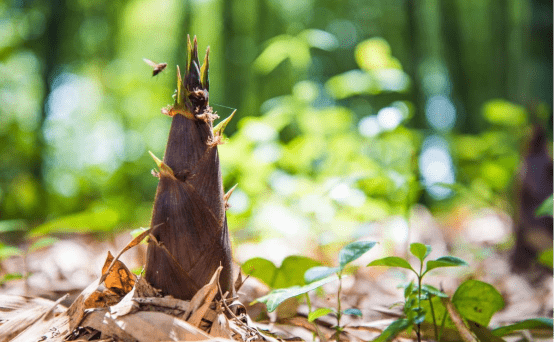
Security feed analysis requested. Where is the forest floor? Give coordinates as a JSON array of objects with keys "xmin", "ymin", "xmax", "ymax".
[{"xmin": 0, "ymin": 205, "xmax": 552, "ymax": 341}]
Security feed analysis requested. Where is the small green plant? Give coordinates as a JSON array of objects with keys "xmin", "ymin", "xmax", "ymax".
[
  {"xmin": 367, "ymin": 242, "xmax": 468, "ymax": 341},
  {"xmin": 367, "ymin": 243, "xmax": 553, "ymax": 341},
  {"xmin": 0, "ymin": 236, "xmax": 59, "ymax": 286},
  {"xmin": 253, "ymin": 241, "xmax": 377, "ymax": 341},
  {"xmin": 243, "ymin": 254, "xmax": 326, "ymax": 340},
  {"xmin": 247, "ymin": 241, "xmax": 553, "ymax": 341}
]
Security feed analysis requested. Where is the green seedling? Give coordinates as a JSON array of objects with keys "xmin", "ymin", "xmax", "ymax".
[
  {"xmin": 0, "ymin": 272, "xmax": 23, "ymax": 286},
  {"xmin": 243, "ymin": 255, "xmax": 325, "ymax": 340},
  {"xmin": 0, "ymin": 236, "xmax": 59, "ymax": 287},
  {"xmin": 368, "ymin": 242, "xmax": 467, "ymax": 341},
  {"xmin": 253, "ymin": 241, "xmax": 376, "ymax": 341},
  {"xmin": 0, "ymin": 238, "xmax": 25, "ymax": 287},
  {"xmin": 0, "ymin": 242, "xmax": 23, "ymax": 262},
  {"xmin": 304, "ymin": 241, "xmax": 376, "ymax": 341}
]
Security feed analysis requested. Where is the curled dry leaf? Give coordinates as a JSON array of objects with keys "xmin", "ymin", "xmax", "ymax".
[
  {"xmin": 67, "ymin": 277, "xmax": 103, "ymax": 331},
  {"xmin": 186, "ymin": 266, "xmax": 222, "ymax": 326},
  {"xmin": 68, "ymin": 226, "xmax": 156, "ymax": 332}
]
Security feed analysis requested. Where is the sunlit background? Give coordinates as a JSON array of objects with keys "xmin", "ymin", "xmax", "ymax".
[{"xmin": 0, "ymin": 0, "xmax": 552, "ymax": 263}]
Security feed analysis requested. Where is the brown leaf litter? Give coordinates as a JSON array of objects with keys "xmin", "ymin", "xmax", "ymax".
[{"xmin": 0, "ymin": 230, "xmax": 274, "ymax": 342}]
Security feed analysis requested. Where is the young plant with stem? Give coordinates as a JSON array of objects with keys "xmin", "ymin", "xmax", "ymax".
[
  {"xmin": 254, "ymin": 241, "xmax": 377, "ymax": 341},
  {"xmin": 303, "ymin": 241, "xmax": 376, "ymax": 340},
  {"xmin": 254, "ymin": 241, "xmax": 553, "ymax": 341},
  {"xmin": 367, "ymin": 242, "xmax": 467, "ymax": 341}
]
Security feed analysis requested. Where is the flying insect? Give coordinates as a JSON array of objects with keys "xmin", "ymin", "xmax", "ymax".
[{"xmin": 143, "ymin": 58, "xmax": 167, "ymax": 76}]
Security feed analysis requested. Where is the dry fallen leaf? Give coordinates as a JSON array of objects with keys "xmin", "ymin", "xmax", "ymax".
[
  {"xmin": 101, "ymin": 251, "xmax": 136, "ymax": 294},
  {"xmin": 187, "ymin": 266, "xmax": 222, "ymax": 327}
]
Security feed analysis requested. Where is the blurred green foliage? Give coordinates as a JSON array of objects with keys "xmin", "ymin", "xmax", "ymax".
[{"xmin": 0, "ymin": 0, "xmax": 551, "ymax": 247}]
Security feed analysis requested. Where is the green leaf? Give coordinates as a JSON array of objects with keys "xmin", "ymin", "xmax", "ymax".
[
  {"xmin": 491, "ymin": 318, "xmax": 553, "ymax": 337},
  {"xmin": 304, "ymin": 266, "xmax": 340, "ymax": 284},
  {"xmin": 535, "ymin": 195, "xmax": 553, "ymax": 217},
  {"xmin": 374, "ymin": 318, "xmax": 412, "ymax": 342},
  {"xmin": 29, "ymin": 205, "xmax": 120, "ymax": 237},
  {"xmin": 367, "ymin": 257, "xmax": 415, "ymax": 273},
  {"xmin": 28, "ymin": 237, "xmax": 59, "ymax": 253},
  {"xmin": 538, "ymin": 248, "xmax": 553, "ymax": 268},
  {"xmin": 131, "ymin": 267, "xmax": 144, "ymax": 276},
  {"xmin": 0, "ymin": 244, "xmax": 23, "ymax": 261},
  {"xmin": 424, "ymin": 256, "xmax": 468, "ymax": 275},
  {"xmin": 413, "ymin": 312, "xmax": 426, "ymax": 325},
  {"xmin": 338, "ymin": 241, "xmax": 378, "ymax": 270},
  {"xmin": 420, "ymin": 295, "xmax": 452, "ymax": 328},
  {"xmin": 0, "ymin": 273, "xmax": 23, "ymax": 285},
  {"xmin": 421, "ymin": 284, "xmax": 448, "ymax": 298},
  {"xmin": 253, "ymin": 288, "xmax": 286, "ymax": 306},
  {"xmin": 325, "ymin": 70, "xmax": 373, "ymax": 99},
  {"xmin": 403, "ymin": 282, "xmax": 414, "ymax": 298},
  {"xmin": 482, "ymin": 99, "xmax": 527, "ymax": 127},
  {"xmin": 257, "ymin": 275, "xmax": 340, "ymax": 312},
  {"xmin": 0, "ymin": 220, "xmax": 28, "ymax": 233},
  {"xmin": 243, "ymin": 255, "xmax": 322, "ymax": 289},
  {"xmin": 242, "ymin": 255, "xmax": 320, "ymax": 289},
  {"xmin": 343, "ymin": 308, "xmax": 362, "ymax": 317},
  {"xmin": 410, "ymin": 243, "xmax": 431, "ymax": 262},
  {"xmin": 452, "ymin": 280, "xmax": 504, "ymax": 327},
  {"xmin": 279, "ymin": 256, "xmax": 322, "ymax": 287},
  {"xmin": 242, "ymin": 258, "xmax": 278, "ymax": 288},
  {"xmin": 298, "ymin": 29, "xmax": 338, "ymax": 51},
  {"xmin": 253, "ymin": 35, "xmax": 311, "ymax": 74},
  {"xmin": 308, "ymin": 307, "xmax": 333, "ymax": 322}
]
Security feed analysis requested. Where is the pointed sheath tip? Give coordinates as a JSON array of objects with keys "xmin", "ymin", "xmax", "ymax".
[
  {"xmin": 223, "ymin": 183, "xmax": 239, "ymax": 209},
  {"xmin": 212, "ymin": 109, "xmax": 237, "ymax": 137},
  {"xmin": 176, "ymin": 65, "xmax": 182, "ymax": 105},
  {"xmin": 148, "ymin": 150, "xmax": 163, "ymax": 168},
  {"xmin": 177, "ymin": 65, "xmax": 182, "ymax": 85},
  {"xmin": 224, "ymin": 184, "xmax": 238, "ymax": 202},
  {"xmin": 186, "ymin": 35, "xmax": 192, "ymax": 72},
  {"xmin": 190, "ymin": 36, "xmax": 199, "ymax": 67},
  {"xmin": 148, "ymin": 151, "xmax": 174, "ymax": 175},
  {"xmin": 200, "ymin": 47, "xmax": 210, "ymax": 90}
]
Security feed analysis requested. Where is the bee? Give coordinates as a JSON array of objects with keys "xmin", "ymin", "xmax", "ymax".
[{"xmin": 143, "ymin": 58, "xmax": 167, "ymax": 77}]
